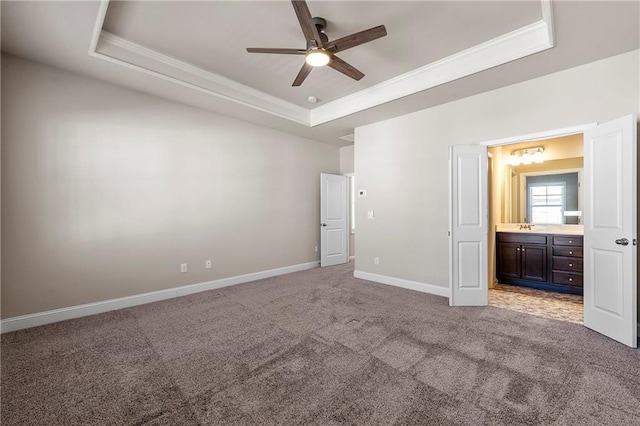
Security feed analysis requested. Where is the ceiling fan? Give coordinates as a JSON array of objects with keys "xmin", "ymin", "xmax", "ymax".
[{"xmin": 246, "ymin": 0, "xmax": 387, "ymax": 87}]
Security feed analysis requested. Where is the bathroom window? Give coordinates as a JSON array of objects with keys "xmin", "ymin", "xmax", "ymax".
[{"xmin": 528, "ymin": 183, "xmax": 565, "ymax": 224}]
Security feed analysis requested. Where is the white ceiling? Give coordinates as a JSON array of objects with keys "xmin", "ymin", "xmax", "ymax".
[
  {"xmin": 1, "ymin": 1, "xmax": 639, "ymax": 147},
  {"xmin": 102, "ymin": 1, "xmax": 542, "ymax": 107}
]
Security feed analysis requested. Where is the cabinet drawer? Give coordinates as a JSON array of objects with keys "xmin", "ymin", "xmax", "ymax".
[
  {"xmin": 553, "ymin": 246, "xmax": 583, "ymax": 258},
  {"xmin": 552, "ymin": 235, "xmax": 583, "ymax": 247},
  {"xmin": 552, "ymin": 257, "xmax": 583, "ymax": 272},
  {"xmin": 497, "ymin": 233, "xmax": 547, "ymax": 245},
  {"xmin": 552, "ymin": 271, "xmax": 583, "ymax": 287}
]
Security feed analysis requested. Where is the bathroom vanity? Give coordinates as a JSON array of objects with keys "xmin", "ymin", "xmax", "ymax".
[{"xmin": 496, "ymin": 228, "xmax": 583, "ymax": 295}]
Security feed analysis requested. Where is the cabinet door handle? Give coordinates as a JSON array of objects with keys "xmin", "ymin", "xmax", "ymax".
[
  {"xmin": 522, "ymin": 248, "xmax": 525, "ymax": 252},
  {"xmin": 569, "ymin": 263, "xmax": 573, "ymax": 267},
  {"xmin": 569, "ymin": 240, "xmax": 573, "ymax": 244},
  {"xmin": 568, "ymin": 277, "xmax": 573, "ymax": 282},
  {"xmin": 516, "ymin": 247, "xmax": 520, "ymax": 251},
  {"xmin": 569, "ymin": 251, "xmax": 573, "ymax": 255}
]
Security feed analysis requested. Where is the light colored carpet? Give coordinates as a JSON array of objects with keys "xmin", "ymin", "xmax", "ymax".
[{"xmin": 2, "ymin": 262, "xmax": 639, "ymax": 425}]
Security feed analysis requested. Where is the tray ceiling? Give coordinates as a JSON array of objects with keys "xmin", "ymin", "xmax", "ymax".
[
  {"xmin": 2, "ymin": 1, "xmax": 638, "ymax": 146},
  {"xmin": 102, "ymin": 1, "xmax": 542, "ymax": 108}
]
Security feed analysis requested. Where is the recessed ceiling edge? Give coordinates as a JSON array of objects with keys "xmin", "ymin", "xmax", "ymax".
[{"xmin": 88, "ymin": 0, "xmax": 555, "ymax": 129}]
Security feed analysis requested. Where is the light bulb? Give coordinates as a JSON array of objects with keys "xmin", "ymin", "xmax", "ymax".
[
  {"xmin": 305, "ymin": 49, "xmax": 330, "ymax": 67},
  {"xmin": 533, "ymin": 148, "xmax": 544, "ymax": 163}
]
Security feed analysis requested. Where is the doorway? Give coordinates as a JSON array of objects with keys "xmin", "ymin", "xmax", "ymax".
[
  {"xmin": 345, "ymin": 173, "xmax": 356, "ymax": 262},
  {"xmin": 464, "ymin": 116, "xmax": 637, "ymax": 348},
  {"xmin": 487, "ymin": 133, "xmax": 584, "ymax": 324}
]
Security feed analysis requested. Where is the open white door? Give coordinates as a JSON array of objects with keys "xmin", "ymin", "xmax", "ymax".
[
  {"xmin": 583, "ymin": 114, "xmax": 637, "ymax": 348},
  {"xmin": 449, "ymin": 145, "xmax": 488, "ymax": 306},
  {"xmin": 320, "ymin": 173, "xmax": 348, "ymax": 267}
]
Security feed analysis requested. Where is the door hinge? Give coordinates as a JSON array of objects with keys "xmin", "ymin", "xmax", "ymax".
[
  {"xmin": 634, "ymin": 239, "xmax": 637, "ymax": 246},
  {"xmin": 448, "ymin": 231, "xmax": 451, "ymax": 237}
]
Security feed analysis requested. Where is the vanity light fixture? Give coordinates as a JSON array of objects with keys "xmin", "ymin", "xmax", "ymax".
[{"xmin": 508, "ymin": 147, "xmax": 544, "ymax": 166}]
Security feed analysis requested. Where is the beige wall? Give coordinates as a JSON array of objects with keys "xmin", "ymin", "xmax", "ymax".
[
  {"xmin": 340, "ymin": 145, "xmax": 354, "ymax": 175},
  {"xmin": 1, "ymin": 54, "xmax": 339, "ymax": 318},
  {"xmin": 355, "ymin": 50, "xmax": 639, "ymax": 289}
]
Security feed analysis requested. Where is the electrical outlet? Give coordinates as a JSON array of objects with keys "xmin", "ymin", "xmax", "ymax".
[
  {"xmin": 180, "ymin": 263, "xmax": 188, "ymax": 273},
  {"xmin": 374, "ymin": 257, "xmax": 379, "ymax": 265},
  {"xmin": 367, "ymin": 210, "xmax": 375, "ymax": 219},
  {"xmin": 315, "ymin": 245, "xmax": 318, "ymax": 253},
  {"xmin": 205, "ymin": 260, "xmax": 212, "ymax": 269}
]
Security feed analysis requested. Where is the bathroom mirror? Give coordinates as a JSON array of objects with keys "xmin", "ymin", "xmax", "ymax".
[{"xmin": 503, "ymin": 157, "xmax": 583, "ymax": 224}]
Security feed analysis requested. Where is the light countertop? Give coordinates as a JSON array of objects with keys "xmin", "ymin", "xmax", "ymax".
[{"xmin": 496, "ymin": 224, "xmax": 584, "ymax": 235}]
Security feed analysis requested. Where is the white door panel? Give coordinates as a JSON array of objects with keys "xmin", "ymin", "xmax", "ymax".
[
  {"xmin": 321, "ymin": 173, "xmax": 348, "ymax": 267},
  {"xmin": 450, "ymin": 145, "xmax": 488, "ymax": 306},
  {"xmin": 584, "ymin": 114, "xmax": 637, "ymax": 348}
]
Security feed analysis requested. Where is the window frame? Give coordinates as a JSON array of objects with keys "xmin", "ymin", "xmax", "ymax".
[{"xmin": 527, "ymin": 181, "xmax": 566, "ymax": 224}]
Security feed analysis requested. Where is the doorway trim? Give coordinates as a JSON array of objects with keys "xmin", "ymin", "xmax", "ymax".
[
  {"xmin": 479, "ymin": 123, "xmax": 597, "ymax": 147},
  {"xmin": 344, "ymin": 172, "xmax": 355, "ymax": 261}
]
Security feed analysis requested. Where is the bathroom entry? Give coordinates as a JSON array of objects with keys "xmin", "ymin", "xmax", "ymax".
[
  {"xmin": 450, "ymin": 116, "xmax": 637, "ymax": 348},
  {"xmin": 489, "ymin": 134, "xmax": 584, "ymax": 299},
  {"xmin": 488, "ymin": 134, "xmax": 588, "ymax": 326}
]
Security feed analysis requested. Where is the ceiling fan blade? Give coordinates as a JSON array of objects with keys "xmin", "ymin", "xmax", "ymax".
[
  {"xmin": 247, "ymin": 48, "xmax": 306, "ymax": 55},
  {"xmin": 292, "ymin": 62, "xmax": 313, "ymax": 86},
  {"xmin": 328, "ymin": 55, "xmax": 364, "ymax": 81},
  {"xmin": 327, "ymin": 25, "xmax": 387, "ymax": 53},
  {"xmin": 291, "ymin": 0, "xmax": 323, "ymax": 48}
]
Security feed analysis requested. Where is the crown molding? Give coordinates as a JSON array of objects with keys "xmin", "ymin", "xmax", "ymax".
[
  {"xmin": 310, "ymin": 17, "xmax": 554, "ymax": 126},
  {"xmin": 95, "ymin": 31, "xmax": 310, "ymax": 125},
  {"xmin": 541, "ymin": 0, "xmax": 555, "ymax": 45},
  {"xmin": 89, "ymin": 0, "xmax": 555, "ymax": 128}
]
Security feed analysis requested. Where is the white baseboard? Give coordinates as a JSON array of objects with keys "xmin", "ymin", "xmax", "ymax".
[
  {"xmin": 1, "ymin": 261, "xmax": 319, "ymax": 333},
  {"xmin": 349, "ymin": 256, "xmax": 355, "ymax": 261},
  {"xmin": 353, "ymin": 270, "xmax": 449, "ymax": 298}
]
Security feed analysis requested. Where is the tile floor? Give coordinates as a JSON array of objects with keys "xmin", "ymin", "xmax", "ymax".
[{"xmin": 489, "ymin": 283, "xmax": 583, "ymax": 324}]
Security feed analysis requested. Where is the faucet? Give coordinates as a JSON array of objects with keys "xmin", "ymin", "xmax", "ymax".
[{"xmin": 519, "ymin": 224, "xmax": 533, "ymax": 230}]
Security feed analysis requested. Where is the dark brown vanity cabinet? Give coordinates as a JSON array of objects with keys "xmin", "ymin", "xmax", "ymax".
[
  {"xmin": 551, "ymin": 235, "xmax": 583, "ymax": 288},
  {"xmin": 497, "ymin": 234, "xmax": 548, "ymax": 283},
  {"xmin": 496, "ymin": 232, "xmax": 583, "ymax": 294}
]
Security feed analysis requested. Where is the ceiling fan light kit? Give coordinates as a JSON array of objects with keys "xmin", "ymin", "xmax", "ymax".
[
  {"xmin": 246, "ymin": 0, "xmax": 387, "ymax": 87},
  {"xmin": 305, "ymin": 49, "xmax": 330, "ymax": 67}
]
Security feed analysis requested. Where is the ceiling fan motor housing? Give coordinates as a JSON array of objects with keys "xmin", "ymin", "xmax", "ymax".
[
  {"xmin": 313, "ymin": 17, "xmax": 329, "ymax": 44},
  {"xmin": 312, "ymin": 17, "xmax": 327, "ymax": 32}
]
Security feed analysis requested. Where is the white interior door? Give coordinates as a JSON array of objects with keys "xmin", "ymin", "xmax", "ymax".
[
  {"xmin": 583, "ymin": 114, "xmax": 637, "ymax": 348},
  {"xmin": 320, "ymin": 173, "xmax": 348, "ymax": 267},
  {"xmin": 449, "ymin": 145, "xmax": 488, "ymax": 306}
]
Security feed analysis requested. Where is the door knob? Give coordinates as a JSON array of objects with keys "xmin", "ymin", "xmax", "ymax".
[
  {"xmin": 321, "ymin": 223, "xmax": 327, "ymax": 227},
  {"xmin": 615, "ymin": 238, "xmax": 629, "ymax": 246}
]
